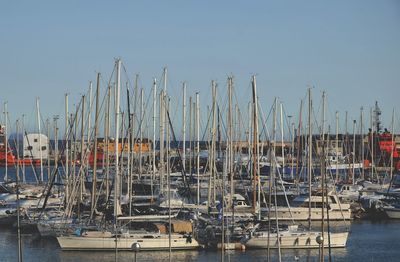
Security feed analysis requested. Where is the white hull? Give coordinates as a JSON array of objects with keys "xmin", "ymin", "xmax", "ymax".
[
  {"xmin": 57, "ymin": 233, "xmax": 199, "ymax": 251},
  {"xmin": 245, "ymin": 231, "xmax": 348, "ymax": 249},
  {"xmin": 262, "ymin": 207, "xmax": 352, "ymax": 221},
  {"xmin": 326, "ymin": 163, "xmax": 363, "ymax": 170},
  {"xmin": 384, "ymin": 207, "xmax": 400, "ymax": 219}
]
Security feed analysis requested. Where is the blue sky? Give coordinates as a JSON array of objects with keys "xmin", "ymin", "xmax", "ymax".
[{"xmin": 1, "ymin": 0, "xmax": 399, "ymax": 134}]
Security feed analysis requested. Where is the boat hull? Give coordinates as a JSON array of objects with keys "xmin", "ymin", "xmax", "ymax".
[
  {"xmin": 57, "ymin": 234, "xmax": 199, "ymax": 251},
  {"xmin": 262, "ymin": 207, "xmax": 352, "ymax": 221},
  {"xmin": 245, "ymin": 232, "xmax": 348, "ymax": 249},
  {"xmin": 384, "ymin": 208, "xmax": 400, "ymax": 219}
]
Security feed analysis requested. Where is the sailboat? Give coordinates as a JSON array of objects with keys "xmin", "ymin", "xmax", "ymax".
[
  {"xmin": 243, "ymin": 223, "xmax": 348, "ymax": 249},
  {"xmin": 242, "ymin": 88, "xmax": 349, "ymax": 250},
  {"xmin": 57, "ymin": 219, "xmax": 199, "ymax": 251},
  {"xmin": 261, "ymin": 189, "xmax": 352, "ymax": 221}
]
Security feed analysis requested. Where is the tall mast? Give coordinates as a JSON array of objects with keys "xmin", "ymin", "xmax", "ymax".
[
  {"xmin": 390, "ymin": 109, "xmax": 395, "ymax": 180},
  {"xmin": 166, "ymin": 96, "xmax": 172, "ymax": 260},
  {"xmin": 307, "ymin": 88, "xmax": 312, "ymax": 231},
  {"xmin": 370, "ymin": 108, "xmax": 374, "ymax": 179},
  {"xmin": 126, "ymin": 82, "xmax": 132, "ymax": 216},
  {"xmin": 208, "ymin": 81, "xmax": 217, "ymax": 207},
  {"xmin": 320, "ymin": 91, "xmax": 326, "ymax": 261},
  {"xmin": 352, "ymin": 120, "xmax": 357, "ymax": 185},
  {"xmin": 296, "ymin": 100, "xmax": 303, "ymax": 183},
  {"xmin": 87, "ymin": 81, "xmax": 93, "ymax": 168},
  {"xmin": 64, "ymin": 94, "xmax": 69, "ymax": 203},
  {"xmin": 114, "ymin": 58, "xmax": 122, "ymax": 228},
  {"xmin": 251, "ymin": 76, "xmax": 259, "ymax": 214},
  {"xmin": 152, "ymin": 78, "xmax": 157, "ymax": 199},
  {"xmin": 90, "ymin": 73, "xmax": 100, "ymax": 219},
  {"xmin": 3, "ymin": 102, "xmax": 8, "ymax": 181},
  {"xmin": 54, "ymin": 116, "xmax": 58, "ymax": 182},
  {"xmin": 360, "ymin": 107, "xmax": 364, "ymax": 180},
  {"xmin": 280, "ymin": 102, "xmax": 285, "ymax": 177},
  {"xmin": 248, "ymin": 102, "xmax": 251, "ymax": 173},
  {"xmin": 335, "ymin": 111, "xmax": 339, "ymax": 183},
  {"xmin": 139, "ymin": 88, "xmax": 144, "ymax": 177},
  {"xmin": 46, "ymin": 118, "xmax": 50, "ymax": 182},
  {"xmin": 228, "ymin": 77, "xmax": 234, "ymax": 207},
  {"xmin": 22, "ymin": 114, "xmax": 26, "ymax": 183},
  {"xmin": 79, "ymin": 95, "xmax": 86, "ymax": 220},
  {"xmin": 291, "ymin": 120, "xmax": 295, "ymax": 179},
  {"xmin": 16, "ymin": 118, "xmax": 22, "ymax": 262},
  {"xmin": 196, "ymin": 92, "xmax": 200, "ymax": 208},
  {"xmin": 159, "ymin": 90, "xmax": 165, "ymax": 194},
  {"xmin": 105, "ymin": 86, "xmax": 111, "ymax": 198},
  {"xmin": 188, "ymin": 96, "xmax": 193, "ymax": 180},
  {"xmin": 182, "ymin": 82, "xmax": 187, "ymax": 174},
  {"xmin": 36, "ymin": 97, "xmax": 44, "ymax": 182}
]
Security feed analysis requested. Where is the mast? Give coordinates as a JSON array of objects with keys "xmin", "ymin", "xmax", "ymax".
[
  {"xmin": 21, "ymin": 114, "xmax": 26, "ymax": 183},
  {"xmin": 182, "ymin": 82, "xmax": 187, "ymax": 174},
  {"xmin": 280, "ymin": 102, "xmax": 285, "ymax": 177},
  {"xmin": 54, "ymin": 116, "xmax": 58, "ymax": 182},
  {"xmin": 291, "ymin": 121, "xmax": 295, "ymax": 179},
  {"xmin": 105, "ymin": 85, "xmax": 111, "ymax": 199},
  {"xmin": 352, "ymin": 120, "xmax": 357, "ymax": 185},
  {"xmin": 228, "ymin": 77, "xmax": 234, "ymax": 207},
  {"xmin": 320, "ymin": 91, "xmax": 326, "ymax": 261},
  {"xmin": 159, "ymin": 90, "xmax": 165, "ymax": 194},
  {"xmin": 208, "ymin": 81, "xmax": 217, "ymax": 208},
  {"xmin": 196, "ymin": 92, "xmax": 200, "ymax": 209},
  {"xmin": 64, "ymin": 94, "xmax": 69, "ymax": 202},
  {"xmin": 47, "ymin": 118, "xmax": 50, "ymax": 179},
  {"xmin": 87, "ymin": 81, "xmax": 93, "ymax": 169},
  {"xmin": 247, "ymin": 102, "xmax": 251, "ymax": 177},
  {"xmin": 114, "ymin": 59, "xmax": 122, "ymax": 261},
  {"xmin": 4, "ymin": 102, "xmax": 8, "ymax": 181},
  {"xmin": 126, "ymin": 82, "xmax": 132, "ymax": 216},
  {"xmin": 296, "ymin": 100, "xmax": 303, "ymax": 183},
  {"xmin": 360, "ymin": 107, "xmax": 364, "ymax": 180},
  {"xmin": 160, "ymin": 68, "xmax": 167, "ymax": 194},
  {"xmin": 16, "ymin": 118, "xmax": 22, "ymax": 262},
  {"xmin": 79, "ymin": 95, "xmax": 86, "ymax": 220},
  {"xmin": 390, "ymin": 109, "xmax": 395, "ymax": 180},
  {"xmin": 139, "ymin": 88, "xmax": 144, "ymax": 178},
  {"xmin": 90, "ymin": 73, "xmax": 100, "ymax": 219},
  {"xmin": 36, "ymin": 97, "xmax": 44, "ymax": 182},
  {"xmin": 166, "ymin": 96, "xmax": 172, "ymax": 261},
  {"xmin": 268, "ymin": 98, "xmax": 278, "ymax": 262},
  {"xmin": 152, "ymin": 78, "xmax": 157, "ymax": 199},
  {"xmin": 188, "ymin": 96, "xmax": 193, "ymax": 181},
  {"xmin": 335, "ymin": 111, "xmax": 339, "ymax": 183},
  {"xmin": 307, "ymin": 88, "xmax": 312, "ymax": 231},
  {"xmin": 370, "ymin": 108, "xmax": 374, "ymax": 180},
  {"xmin": 251, "ymin": 76, "xmax": 259, "ymax": 215}
]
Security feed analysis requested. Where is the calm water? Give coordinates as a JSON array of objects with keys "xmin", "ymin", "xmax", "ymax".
[{"xmin": 1, "ymin": 219, "xmax": 399, "ymax": 262}]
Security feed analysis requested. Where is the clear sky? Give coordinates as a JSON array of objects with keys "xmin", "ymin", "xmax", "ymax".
[{"xmin": 1, "ymin": 0, "xmax": 399, "ymax": 134}]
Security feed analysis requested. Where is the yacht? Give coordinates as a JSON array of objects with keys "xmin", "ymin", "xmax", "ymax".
[
  {"xmin": 57, "ymin": 220, "xmax": 199, "ymax": 251},
  {"xmin": 261, "ymin": 189, "xmax": 352, "ymax": 221},
  {"xmin": 243, "ymin": 224, "xmax": 348, "ymax": 249}
]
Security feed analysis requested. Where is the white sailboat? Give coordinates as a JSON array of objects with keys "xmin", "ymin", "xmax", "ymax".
[
  {"xmin": 57, "ymin": 229, "xmax": 198, "ymax": 251},
  {"xmin": 243, "ymin": 224, "xmax": 348, "ymax": 249},
  {"xmin": 261, "ymin": 190, "xmax": 352, "ymax": 221}
]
